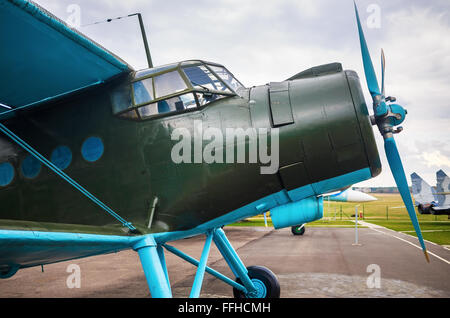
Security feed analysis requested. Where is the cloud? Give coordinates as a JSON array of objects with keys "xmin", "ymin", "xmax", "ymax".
[
  {"xmin": 26, "ymin": 0, "xmax": 450, "ymax": 187},
  {"xmin": 422, "ymin": 151, "xmax": 450, "ymax": 169},
  {"xmin": 357, "ymin": 3, "xmax": 450, "ymax": 187},
  {"xmin": 382, "ymin": 6, "xmax": 450, "ymax": 117}
]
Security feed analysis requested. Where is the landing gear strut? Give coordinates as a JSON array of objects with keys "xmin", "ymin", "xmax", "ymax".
[{"xmin": 135, "ymin": 227, "xmax": 281, "ymax": 298}]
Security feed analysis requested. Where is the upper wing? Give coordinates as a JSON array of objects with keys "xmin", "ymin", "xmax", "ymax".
[
  {"xmin": 0, "ymin": 0, "xmax": 135, "ymax": 276},
  {"xmin": 0, "ymin": 0, "xmax": 133, "ymax": 117}
]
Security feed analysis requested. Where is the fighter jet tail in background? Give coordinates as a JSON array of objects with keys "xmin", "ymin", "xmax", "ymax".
[
  {"xmin": 411, "ymin": 172, "xmax": 437, "ymax": 214},
  {"xmin": 435, "ymin": 170, "xmax": 450, "ymax": 215},
  {"xmin": 410, "ymin": 171, "xmax": 450, "ymax": 215}
]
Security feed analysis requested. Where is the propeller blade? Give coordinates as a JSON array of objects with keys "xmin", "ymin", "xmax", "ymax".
[
  {"xmin": 384, "ymin": 137, "xmax": 430, "ymax": 262},
  {"xmin": 354, "ymin": 3, "xmax": 428, "ymax": 262},
  {"xmin": 381, "ymin": 49, "xmax": 386, "ymax": 97},
  {"xmin": 354, "ymin": 2, "xmax": 381, "ymax": 100}
]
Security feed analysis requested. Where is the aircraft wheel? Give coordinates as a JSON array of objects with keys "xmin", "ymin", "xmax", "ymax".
[
  {"xmin": 233, "ymin": 266, "xmax": 280, "ymax": 298},
  {"xmin": 291, "ymin": 225, "xmax": 305, "ymax": 236}
]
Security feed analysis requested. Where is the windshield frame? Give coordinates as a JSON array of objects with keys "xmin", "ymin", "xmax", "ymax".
[
  {"xmin": 114, "ymin": 60, "xmax": 243, "ymax": 121},
  {"xmin": 132, "ymin": 60, "xmax": 242, "ymax": 97}
]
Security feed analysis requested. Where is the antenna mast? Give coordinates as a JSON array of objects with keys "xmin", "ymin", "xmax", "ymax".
[{"xmin": 82, "ymin": 13, "xmax": 153, "ymax": 68}]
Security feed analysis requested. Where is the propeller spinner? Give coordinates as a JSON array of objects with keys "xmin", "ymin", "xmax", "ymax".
[{"xmin": 354, "ymin": 3, "xmax": 430, "ymax": 262}]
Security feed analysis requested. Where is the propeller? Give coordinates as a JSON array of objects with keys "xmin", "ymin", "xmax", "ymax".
[{"xmin": 354, "ymin": 2, "xmax": 430, "ymax": 262}]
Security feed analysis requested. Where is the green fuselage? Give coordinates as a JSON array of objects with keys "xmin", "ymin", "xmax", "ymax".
[{"xmin": 0, "ymin": 66, "xmax": 381, "ymax": 235}]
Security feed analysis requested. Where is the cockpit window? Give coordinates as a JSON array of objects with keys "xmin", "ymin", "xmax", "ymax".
[
  {"xmin": 138, "ymin": 93, "xmax": 197, "ymax": 119},
  {"xmin": 154, "ymin": 71, "xmax": 188, "ymax": 98},
  {"xmin": 111, "ymin": 83, "xmax": 132, "ymax": 114},
  {"xmin": 208, "ymin": 65, "xmax": 243, "ymax": 92},
  {"xmin": 111, "ymin": 60, "xmax": 244, "ymax": 121},
  {"xmin": 183, "ymin": 65, "xmax": 231, "ymax": 92},
  {"xmin": 135, "ymin": 64, "xmax": 174, "ymax": 78},
  {"xmin": 195, "ymin": 92, "xmax": 228, "ymax": 107},
  {"xmin": 132, "ymin": 77, "xmax": 153, "ymax": 105}
]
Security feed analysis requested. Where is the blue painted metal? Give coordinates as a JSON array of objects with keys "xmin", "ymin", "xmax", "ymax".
[
  {"xmin": 211, "ymin": 231, "xmax": 240, "ymax": 278},
  {"xmin": 0, "ymin": 158, "xmax": 373, "ymax": 290},
  {"xmin": 50, "ymin": 145, "xmax": 72, "ymax": 170},
  {"xmin": 213, "ymin": 228, "xmax": 247, "ymax": 276},
  {"xmin": 329, "ymin": 190, "xmax": 349, "ymax": 202},
  {"xmin": 0, "ymin": 0, "xmax": 131, "ymax": 111},
  {"xmin": 154, "ymin": 169, "xmax": 372, "ymax": 244},
  {"xmin": 0, "ymin": 229, "xmax": 141, "ymax": 271},
  {"xmin": 213, "ymin": 228, "xmax": 257, "ymax": 296},
  {"xmin": 157, "ymin": 245, "xmax": 171, "ymax": 294},
  {"xmin": 375, "ymin": 101, "xmax": 388, "ymax": 118},
  {"xmin": 0, "ymin": 162, "xmax": 15, "ymax": 186},
  {"xmin": 388, "ymin": 104, "xmax": 406, "ymax": 126},
  {"xmin": 133, "ymin": 235, "xmax": 172, "ymax": 298},
  {"xmin": 0, "ymin": 228, "xmax": 254, "ymax": 297},
  {"xmin": 384, "ymin": 137, "xmax": 427, "ymax": 253},
  {"xmin": 0, "ymin": 165, "xmax": 375, "ymax": 282},
  {"xmin": 251, "ymin": 279, "xmax": 267, "ymax": 298},
  {"xmin": 0, "ymin": 123, "xmax": 136, "ymax": 232},
  {"xmin": 81, "ymin": 137, "xmax": 104, "ymax": 162},
  {"xmin": 21, "ymin": 155, "xmax": 41, "ymax": 179},
  {"xmin": 162, "ymin": 243, "xmax": 247, "ymax": 293},
  {"xmin": 310, "ymin": 168, "xmax": 372, "ymax": 195},
  {"xmin": 154, "ymin": 191, "xmax": 289, "ymax": 243},
  {"xmin": 327, "ymin": 189, "xmax": 377, "ymax": 203},
  {"xmin": 189, "ymin": 232, "xmax": 213, "ymax": 298},
  {"xmin": 288, "ymin": 168, "xmax": 372, "ymax": 202},
  {"xmin": 354, "ymin": 2, "xmax": 381, "ymax": 100},
  {"xmin": 270, "ymin": 196, "xmax": 323, "ymax": 230},
  {"xmin": 256, "ymin": 203, "xmax": 267, "ymax": 212},
  {"xmin": 355, "ymin": 2, "xmax": 428, "ymax": 261},
  {"xmin": 287, "ymin": 184, "xmax": 315, "ymax": 202},
  {"xmin": 0, "ymin": 82, "xmax": 103, "ymax": 120}
]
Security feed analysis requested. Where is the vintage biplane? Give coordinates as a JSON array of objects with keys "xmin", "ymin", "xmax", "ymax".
[{"xmin": 0, "ymin": 0, "xmax": 429, "ymax": 298}]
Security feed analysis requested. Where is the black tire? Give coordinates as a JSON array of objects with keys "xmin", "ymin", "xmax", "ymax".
[
  {"xmin": 291, "ymin": 225, "xmax": 305, "ymax": 236},
  {"xmin": 233, "ymin": 266, "xmax": 280, "ymax": 298}
]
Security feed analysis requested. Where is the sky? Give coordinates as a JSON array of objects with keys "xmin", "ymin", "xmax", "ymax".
[{"xmin": 34, "ymin": 0, "xmax": 450, "ymax": 187}]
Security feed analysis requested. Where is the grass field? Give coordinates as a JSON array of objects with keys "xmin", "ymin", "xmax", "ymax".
[
  {"xmin": 230, "ymin": 217, "xmax": 365, "ymax": 228},
  {"xmin": 341, "ymin": 194, "xmax": 450, "ymax": 245},
  {"xmin": 228, "ymin": 194, "xmax": 450, "ymax": 246},
  {"xmin": 366, "ymin": 220, "xmax": 450, "ymax": 245}
]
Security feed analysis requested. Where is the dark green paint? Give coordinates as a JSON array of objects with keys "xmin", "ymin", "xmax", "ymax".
[{"xmin": 0, "ymin": 63, "xmax": 381, "ymax": 236}]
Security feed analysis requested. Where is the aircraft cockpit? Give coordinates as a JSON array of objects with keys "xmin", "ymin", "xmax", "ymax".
[{"xmin": 111, "ymin": 60, "xmax": 244, "ymax": 120}]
